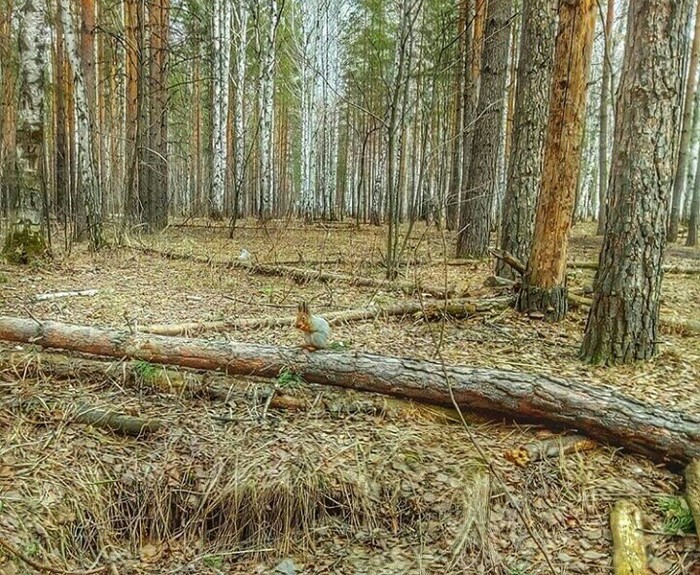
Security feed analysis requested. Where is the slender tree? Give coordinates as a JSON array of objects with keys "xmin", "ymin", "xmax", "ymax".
[
  {"xmin": 497, "ymin": 0, "xmax": 557, "ymax": 279},
  {"xmin": 211, "ymin": 0, "xmax": 232, "ymax": 218},
  {"xmin": 668, "ymin": 0, "xmax": 700, "ymax": 242},
  {"xmin": 596, "ymin": 0, "xmax": 615, "ymax": 235},
  {"xmin": 2, "ymin": 0, "xmax": 49, "ymax": 263},
  {"xmin": 457, "ymin": 0, "xmax": 513, "ymax": 258},
  {"xmin": 516, "ymin": 0, "xmax": 596, "ymax": 321},
  {"xmin": 57, "ymin": 0, "xmax": 103, "ymax": 250},
  {"xmin": 581, "ymin": 0, "xmax": 691, "ymax": 363}
]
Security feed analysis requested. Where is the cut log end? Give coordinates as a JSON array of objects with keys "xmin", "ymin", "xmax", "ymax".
[{"xmin": 610, "ymin": 500, "xmax": 648, "ymax": 575}]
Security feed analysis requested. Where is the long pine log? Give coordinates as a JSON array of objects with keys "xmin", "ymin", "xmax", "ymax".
[{"xmin": 0, "ymin": 316, "xmax": 697, "ymax": 466}]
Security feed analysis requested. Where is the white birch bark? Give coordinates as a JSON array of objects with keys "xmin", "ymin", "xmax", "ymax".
[
  {"xmin": 258, "ymin": 0, "xmax": 279, "ymax": 219},
  {"xmin": 299, "ymin": 0, "xmax": 319, "ymax": 219},
  {"xmin": 58, "ymin": 0, "xmax": 103, "ymax": 249},
  {"xmin": 12, "ymin": 0, "xmax": 48, "ymax": 229},
  {"xmin": 211, "ymin": 0, "xmax": 232, "ymax": 216},
  {"xmin": 233, "ymin": 2, "xmax": 248, "ymax": 218}
]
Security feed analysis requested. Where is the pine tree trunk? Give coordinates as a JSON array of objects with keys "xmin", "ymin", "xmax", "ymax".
[
  {"xmin": 516, "ymin": 0, "xmax": 596, "ymax": 321},
  {"xmin": 123, "ymin": 0, "xmax": 142, "ymax": 225},
  {"xmin": 580, "ymin": 0, "xmax": 691, "ymax": 364},
  {"xmin": 596, "ymin": 0, "xmax": 615, "ymax": 236},
  {"xmin": 687, "ymin": 144, "xmax": 700, "ymax": 246},
  {"xmin": 2, "ymin": 0, "xmax": 48, "ymax": 264},
  {"xmin": 145, "ymin": 0, "xmax": 169, "ymax": 231},
  {"xmin": 54, "ymin": 15, "xmax": 70, "ymax": 220},
  {"xmin": 497, "ymin": 0, "xmax": 557, "ymax": 279},
  {"xmin": 457, "ymin": 0, "xmax": 513, "ymax": 258},
  {"xmin": 668, "ymin": 0, "xmax": 700, "ymax": 243}
]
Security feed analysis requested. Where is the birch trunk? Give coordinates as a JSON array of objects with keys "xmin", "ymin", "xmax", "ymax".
[
  {"xmin": 58, "ymin": 0, "xmax": 103, "ymax": 251},
  {"xmin": 211, "ymin": 0, "xmax": 232, "ymax": 218},
  {"xmin": 2, "ymin": 0, "xmax": 48, "ymax": 264},
  {"xmin": 232, "ymin": 2, "xmax": 248, "ymax": 223}
]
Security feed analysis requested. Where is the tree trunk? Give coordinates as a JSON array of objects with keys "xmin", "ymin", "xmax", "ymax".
[
  {"xmin": 123, "ymin": 0, "xmax": 143, "ymax": 225},
  {"xmin": 497, "ymin": 0, "xmax": 557, "ymax": 279},
  {"xmin": 688, "ymin": 150, "xmax": 700, "ymax": 246},
  {"xmin": 516, "ymin": 0, "xmax": 596, "ymax": 322},
  {"xmin": 211, "ymin": 0, "xmax": 232, "ymax": 218},
  {"xmin": 145, "ymin": 0, "xmax": 169, "ymax": 231},
  {"xmin": 596, "ymin": 0, "xmax": 615, "ymax": 236},
  {"xmin": 446, "ymin": 0, "xmax": 468, "ymax": 231},
  {"xmin": 457, "ymin": 0, "xmax": 513, "ymax": 258},
  {"xmin": 668, "ymin": 0, "xmax": 700, "ymax": 243},
  {"xmin": 58, "ymin": 0, "xmax": 103, "ymax": 251},
  {"xmin": 2, "ymin": 0, "xmax": 48, "ymax": 264},
  {"xmin": 0, "ymin": 316, "xmax": 697, "ymax": 467},
  {"xmin": 580, "ymin": 0, "xmax": 691, "ymax": 364}
]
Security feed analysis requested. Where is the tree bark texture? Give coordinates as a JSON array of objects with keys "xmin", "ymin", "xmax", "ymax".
[
  {"xmin": 497, "ymin": 0, "xmax": 557, "ymax": 279},
  {"xmin": 0, "ymin": 316, "xmax": 697, "ymax": 467},
  {"xmin": 580, "ymin": 0, "xmax": 691, "ymax": 364},
  {"xmin": 517, "ymin": 0, "xmax": 596, "ymax": 321},
  {"xmin": 596, "ymin": 0, "xmax": 615, "ymax": 236},
  {"xmin": 58, "ymin": 0, "xmax": 103, "ymax": 251},
  {"xmin": 457, "ymin": 0, "xmax": 512, "ymax": 258},
  {"xmin": 668, "ymin": 0, "xmax": 700, "ymax": 243},
  {"xmin": 2, "ymin": 0, "xmax": 48, "ymax": 264}
]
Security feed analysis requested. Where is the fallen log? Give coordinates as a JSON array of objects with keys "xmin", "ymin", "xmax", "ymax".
[
  {"xmin": 141, "ymin": 296, "xmax": 512, "ymax": 336},
  {"xmin": 568, "ymin": 261, "xmax": 700, "ymax": 275},
  {"xmin": 610, "ymin": 500, "xmax": 648, "ymax": 575},
  {"xmin": 504, "ymin": 434, "xmax": 598, "ymax": 467},
  {"xmin": 0, "ymin": 316, "xmax": 698, "ymax": 466},
  {"xmin": 131, "ymin": 246, "xmax": 453, "ymax": 298},
  {"xmin": 684, "ymin": 460, "xmax": 700, "ymax": 544}
]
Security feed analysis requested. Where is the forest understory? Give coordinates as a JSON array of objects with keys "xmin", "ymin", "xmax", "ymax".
[{"xmin": 0, "ymin": 221, "xmax": 698, "ymax": 575}]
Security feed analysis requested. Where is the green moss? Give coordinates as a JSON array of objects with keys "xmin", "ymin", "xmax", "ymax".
[{"xmin": 2, "ymin": 222, "xmax": 47, "ymax": 264}]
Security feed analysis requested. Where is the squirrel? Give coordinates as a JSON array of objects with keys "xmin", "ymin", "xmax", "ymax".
[{"xmin": 294, "ymin": 301, "xmax": 331, "ymax": 350}]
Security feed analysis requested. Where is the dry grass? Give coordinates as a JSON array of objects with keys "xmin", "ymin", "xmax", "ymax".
[{"xmin": 0, "ymin": 220, "xmax": 698, "ymax": 574}]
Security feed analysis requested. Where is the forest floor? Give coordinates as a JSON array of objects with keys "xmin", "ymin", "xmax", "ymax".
[{"xmin": 0, "ymin": 220, "xmax": 698, "ymax": 574}]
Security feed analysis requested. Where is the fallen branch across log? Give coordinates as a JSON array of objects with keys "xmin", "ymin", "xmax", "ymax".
[
  {"xmin": 130, "ymin": 246, "xmax": 453, "ymax": 298},
  {"xmin": 141, "ymin": 296, "xmax": 512, "ymax": 336},
  {"xmin": 0, "ymin": 316, "xmax": 698, "ymax": 467}
]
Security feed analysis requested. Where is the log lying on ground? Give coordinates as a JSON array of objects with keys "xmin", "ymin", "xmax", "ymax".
[
  {"xmin": 0, "ymin": 316, "xmax": 698, "ymax": 466},
  {"xmin": 131, "ymin": 246, "xmax": 453, "ymax": 298},
  {"xmin": 684, "ymin": 460, "xmax": 700, "ymax": 544},
  {"xmin": 504, "ymin": 434, "xmax": 598, "ymax": 467},
  {"xmin": 610, "ymin": 500, "xmax": 648, "ymax": 575},
  {"xmin": 141, "ymin": 296, "xmax": 512, "ymax": 336}
]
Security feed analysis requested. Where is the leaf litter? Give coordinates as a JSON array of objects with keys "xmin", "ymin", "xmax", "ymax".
[{"xmin": 0, "ymin": 221, "xmax": 698, "ymax": 574}]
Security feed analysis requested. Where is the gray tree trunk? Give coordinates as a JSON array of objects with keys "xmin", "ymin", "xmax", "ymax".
[
  {"xmin": 457, "ymin": 0, "xmax": 513, "ymax": 258},
  {"xmin": 581, "ymin": 0, "xmax": 692, "ymax": 363},
  {"xmin": 2, "ymin": 0, "xmax": 48, "ymax": 264},
  {"xmin": 496, "ymin": 0, "xmax": 557, "ymax": 278}
]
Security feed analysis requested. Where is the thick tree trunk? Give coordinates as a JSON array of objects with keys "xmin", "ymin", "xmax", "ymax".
[
  {"xmin": 517, "ymin": 0, "xmax": 596, "ymax": 321},
  {"xmin": 2, "ymin": 0, "xmax": 48, "ymax": 264},
  {"xmin": 0, "ymin": 316, "xmax": 697, "ymax": 467},
  {"xmin": 580, "ymin": 0, "xmax": 691, "ymax": 364},
  {"xmin": 457, "ymin": 0, "xmax": 513, "ymax": 258},
  {"xmin": 596, "ymin": 0, "xmax": 615, "ymax": 236},
  {"xmin": 668, "ymin": 0, "xmax": 700, "ymax": 243},
  {"xmin": 497, "ymin": 0, "xmax": 557, "ymax": 279}
]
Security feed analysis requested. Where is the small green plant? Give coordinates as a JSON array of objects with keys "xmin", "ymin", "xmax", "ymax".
[
  {"xmin": 506, "ymin": 565, "xmax": 531, "ymax": 575},
  {"xmin": 134, "ymin": 360, "xmax": 160, "ymax": 382},
  {"xmin": 203, "ymin": 554, "xmax": 223, "ymax": 569},
  {"xmin": 330, "ymin": 341, "xmax": 346, "ymax": 351},
  {"xmin": 23, "ymin": 540, "xmax": 40, "ymax": 557},
  {"xmin": 0, "ymin": 273, "xmax": 8, "ymax": 284},
  {"xmin": 277, "ymin": 367, "xmax": 304, "ymax": 389},
  {"xmin": 657, "ymin": 495, "xmax": 695, "ymax": 534}
]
